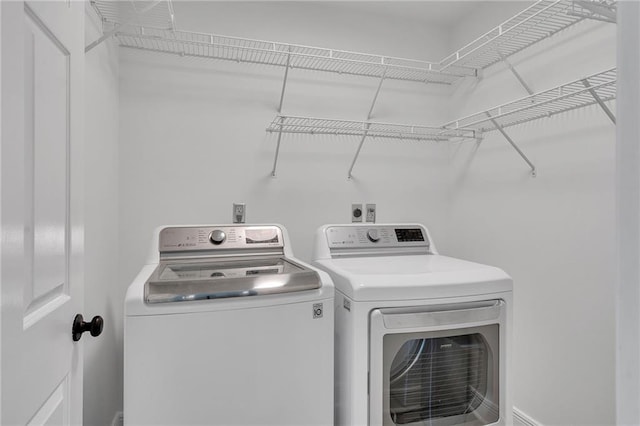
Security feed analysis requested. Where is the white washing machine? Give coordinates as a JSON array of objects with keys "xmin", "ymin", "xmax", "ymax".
[
  {"xmin": 312, "ymin": 223, "xmax": 512, "ymax": 426},
  {"xmin": 124, "ymin": 224, "xmax": 334, "ymax": 426}
]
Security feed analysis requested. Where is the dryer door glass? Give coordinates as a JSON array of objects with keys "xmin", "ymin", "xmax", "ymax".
[{"xmin": 388, "ymin": 332, "xmax": 496, "ymax": 425}]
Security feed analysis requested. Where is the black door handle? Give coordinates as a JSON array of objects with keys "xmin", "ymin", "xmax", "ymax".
[{"xmin": 72, "ymin": 314, "xmax": 103, "ymax": 341}]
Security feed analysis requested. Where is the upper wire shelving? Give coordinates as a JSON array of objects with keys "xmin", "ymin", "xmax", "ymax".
[
  {"xmin": 91, "ymin": 0, "xmax": 609, "ymax": 84},
  {"xmin": 114, "ymin": 26, "xmax": 474, "ymax": 84},
  {"xmin": 440, "ymin": 0, "xmax": 585, "ymax": 71}
]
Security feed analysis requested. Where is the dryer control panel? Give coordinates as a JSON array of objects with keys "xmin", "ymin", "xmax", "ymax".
[{"xmin": 325, "ymin": 225, "xmax": 430, "ymax": 250}]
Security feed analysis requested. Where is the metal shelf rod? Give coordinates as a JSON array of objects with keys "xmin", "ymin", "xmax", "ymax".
[
  {"xmin": 487, "ymin": 113, "xmax": 537, "ymax": 176},
  {"xmin": 271, "ymin": 116, "xmax": 285, "ymax": 177},
  {"xmin": 278, "ymin": 50, "xmax": 291, "ymax": 113},
  {"xmin": 582, "ymin": 79, "xmax": 616, "ymax": 124},
  {"xmin": 348, "ymin": 71, "xmax": 387, "ymax": 179}
]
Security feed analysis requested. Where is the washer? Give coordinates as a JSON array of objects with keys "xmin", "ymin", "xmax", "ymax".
[
  {"xmin": 312, "ymin": 223, "xmax": 512, "ymax": 426},
  {"xmin": 124, "ymin": 224, "xmax": 334, "ymax": 426}
]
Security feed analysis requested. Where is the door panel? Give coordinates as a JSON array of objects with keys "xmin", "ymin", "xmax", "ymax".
[
  {"xmin": 26, "ymin": 377, "xmax": 69, "ymax": 426},
  {"xmin": 23, "ymin": 3, "xmax": 70, "ymax": 323},
  {"xmin": 2, "ymin": 1, "xmax": 84, "ymax": 424}
]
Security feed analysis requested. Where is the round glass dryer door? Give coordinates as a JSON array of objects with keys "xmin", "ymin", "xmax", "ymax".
[{"xmin": 389, "ymin": 333, "xmax": 496, "ymax": 425}]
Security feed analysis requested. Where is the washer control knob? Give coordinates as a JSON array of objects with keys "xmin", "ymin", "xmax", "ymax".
[
  {"xmin": 209, "ymin": 230, "xmax": 226, "ymax": 245},
  {"xmin": 367, "ymin": 229, "xmax": 380, "ymax": 243}
]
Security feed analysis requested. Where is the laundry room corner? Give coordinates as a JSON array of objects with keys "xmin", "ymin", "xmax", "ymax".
[
  {"xmin": 444, "ymin": 3, "xmax": 616, "ymax": 426},
  {"xmin": 84, "ymin": 3, "xmax": 122, "ymax": 426}
]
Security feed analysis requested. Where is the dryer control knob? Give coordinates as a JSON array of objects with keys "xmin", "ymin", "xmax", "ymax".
[
  {"xmin": 367, "ymin": 229, "xmax": 380, "ymax": 243},
  {"xmin": 209, "ymin": 230, "xmax": 226, "ymax": 245}
]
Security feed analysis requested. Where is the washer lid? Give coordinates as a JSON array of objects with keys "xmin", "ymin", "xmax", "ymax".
[
  {"xmin": 145, "ymin": 256, "xmax": 321, "ymax": 303},
  {"xmin": 313, "ymin": 254, "xmax": 512, "ymax": 301}
]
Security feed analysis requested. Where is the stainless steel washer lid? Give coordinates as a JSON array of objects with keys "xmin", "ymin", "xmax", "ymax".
[{"xmin": 145, "ymin": 256, "xmax": 321, "ymax": 303}]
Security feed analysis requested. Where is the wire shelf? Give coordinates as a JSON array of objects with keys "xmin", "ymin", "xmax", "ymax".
[
  {"xmin": 266, "ymin": 115, "xmax": 476, "ymax": 141},
  {"xmin": 92, "ymin": 0, "xmax": 175, "ymax": 31},
  {"xmin": 114, "ymin": 26, "xmax": 475, "ymax": 84},
  {"xmin": 440, "ymin": 0, "xmax": 584, "ymax": 71},
  {"xmin": 443, "ymin": 68, "xmax": 616, "ymax": 133}
]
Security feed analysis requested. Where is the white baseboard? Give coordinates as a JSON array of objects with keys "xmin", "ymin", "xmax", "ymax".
[
  {"xmin": 514, "ymin": 407, "xmax": 542, "ymax": 426},
  {"xmin": 110, "ymin": 411, "xmax": 123, "ymax": 426}
]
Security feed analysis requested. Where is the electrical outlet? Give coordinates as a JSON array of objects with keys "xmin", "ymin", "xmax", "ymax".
[
  {"xmin": 233, "ymin": 203, "xmax": 246, "ymax": 224},
  {"xmin": 351, "ymin": 204, "xmax": 363, "ymax": 223},
  {"xmin": 366, "ymin": 204, "xmax": 376, "ymax": 223}
]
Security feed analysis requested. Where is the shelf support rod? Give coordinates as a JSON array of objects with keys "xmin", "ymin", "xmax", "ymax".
[
  {"xmin": 367, "ymin": 69, "xmax": 386, "ymax": 120},
  {"xmin": 581, "ymin": 79, "xmax": 616, "ymax": 124},
  {"xmin": 348, "ymin": 70, "xmax": 386, "ymax": 179},
  {"xmin": 487, "ymin": 112, "xmax": 537, "ymax": 176},
  {"xmin": 498, "ymin": 52, "xmax": 533, "ymax": 96},
  {"xmin": 86, "ymin": 24, "xmax": 121, "ymax": 53},
  {"xmin": 348, "ymin": 126, "xmax": 371, "ymax": 179},
  {"xmin": 278, "ymin": 49, "xmax": 292, "ymax": 113},
  {"xmin": 271, "ymin": 116, "xmax": 285, "ymax": 177}
]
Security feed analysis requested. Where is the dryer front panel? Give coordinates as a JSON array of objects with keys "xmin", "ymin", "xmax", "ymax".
[{"xmin": 369, "ymin": 300, "xmax": 506, "ymax": 426}]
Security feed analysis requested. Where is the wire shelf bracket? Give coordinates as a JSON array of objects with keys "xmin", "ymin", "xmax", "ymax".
[
  {"xmin": 498, "ymin": 51, "xmax": 534, "ymax": 96},
  {"xmin": 581, "ymin": 78, "xmax": 616, "ymax": 123},
  {"xmin": 277, "ymin": 49, "xmax": 292, "ymax": 114},
  {"xmin": 348, "ymin": 70, "xmax": 387, "ymax": 179},
  {"xmin": 568, "ymin": 0, "xmax": 617, "ymax": 23},
  {"xmin": 486, "ymin": 112, "xmax": 537, "ymax": 176},
  {"xmin": 87, "ymin": 0, "xmax": 176, "ymax": 53}
]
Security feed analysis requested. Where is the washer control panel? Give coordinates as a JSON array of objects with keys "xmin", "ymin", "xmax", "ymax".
[
  {"xmin": 326, "ymin": 225, "xmax": 430, "ymax": 249},
  {"xmin": 159, "ymin": 225, "xmax": 284, "ymax": 253}
]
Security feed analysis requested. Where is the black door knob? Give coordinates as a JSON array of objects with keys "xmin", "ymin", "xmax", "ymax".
[{"xmin": 72, "ymin": 314, "xmax": 103, "ymax": 341}]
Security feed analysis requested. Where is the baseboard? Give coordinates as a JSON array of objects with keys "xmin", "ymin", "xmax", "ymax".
[
  {"xmin": 513, "ymin": 407, "xmax": 542, "ymax": 426},
  {"xmin": 111, "ymin": 411, "xmax": 123, "ymax": 426}
]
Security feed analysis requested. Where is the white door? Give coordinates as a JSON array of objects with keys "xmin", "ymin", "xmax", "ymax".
[{"xmin": 1, "ymin": 0, "xmax": 85, "ymax": 424}]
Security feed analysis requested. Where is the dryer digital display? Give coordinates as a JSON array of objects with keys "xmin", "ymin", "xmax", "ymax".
[{"xmin": 394, "ymin": 228, "xmax": 424, "ymax": 242}]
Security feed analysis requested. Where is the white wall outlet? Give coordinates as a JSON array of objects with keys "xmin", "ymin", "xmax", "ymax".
[
  {"xmin": 233, "ymin": 203, "xmax": 246, "ymax": 223},
  {"xmin": 351, "ymin": 204, "xmax": 363, "ymax": 222},
  {"xmin": 366, "ymin": 204, "xmax": 376, "ymax": 223}
]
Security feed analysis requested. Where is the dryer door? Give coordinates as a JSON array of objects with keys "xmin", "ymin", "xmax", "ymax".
[{"xmin": 369, "ymin": 300, "xmax": 506, "ymax": 426}]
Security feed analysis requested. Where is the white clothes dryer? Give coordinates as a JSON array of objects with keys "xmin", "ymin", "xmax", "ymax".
[
  {"xmin": 312, "ymin": 224, "xmax": 512, "ymax": 426},
  {"xmin": 124, "ymin": 224, "xmax": 334, "ymax": 426}
]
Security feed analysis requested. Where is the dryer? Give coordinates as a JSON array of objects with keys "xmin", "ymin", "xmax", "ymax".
[
  {"xmin": 124, "ymin": 224, "xmax": 334, "ymax": 425},
  {"xmin": 312, "ymin": 223, "xmax": 512, "ymax": 426}
]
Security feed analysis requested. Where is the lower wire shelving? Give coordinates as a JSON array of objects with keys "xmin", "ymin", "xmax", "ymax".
[
  {"xmin": 266, "ymin": 115, "xmax": 477, "ymax": 178},
  {"xmin": 266, "ymin": 115, "xmax": 476, "ymax": 141},
  {"xmin": 443, "ymin": 68, "xmax": 616, "ymax": 133},
  {"xmin": 267, "ymin": 68, "xmax": 616, "ymax": 177}
]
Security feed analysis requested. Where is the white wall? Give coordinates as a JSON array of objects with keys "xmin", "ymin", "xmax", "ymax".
[
  {"xmin": 117, "ymin": 1, "xmax": 455, "ymax": 282},
  {"xmin": 84, "ymin": 6, "xmax": 121, "ymax": 426},
  {"xmin": 447, "ymin": 9, "xmax": 616, "ymax": 426},
  {"xmin": 85, "ymin": 2, "xmax": 619, "ymax": 424}
]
